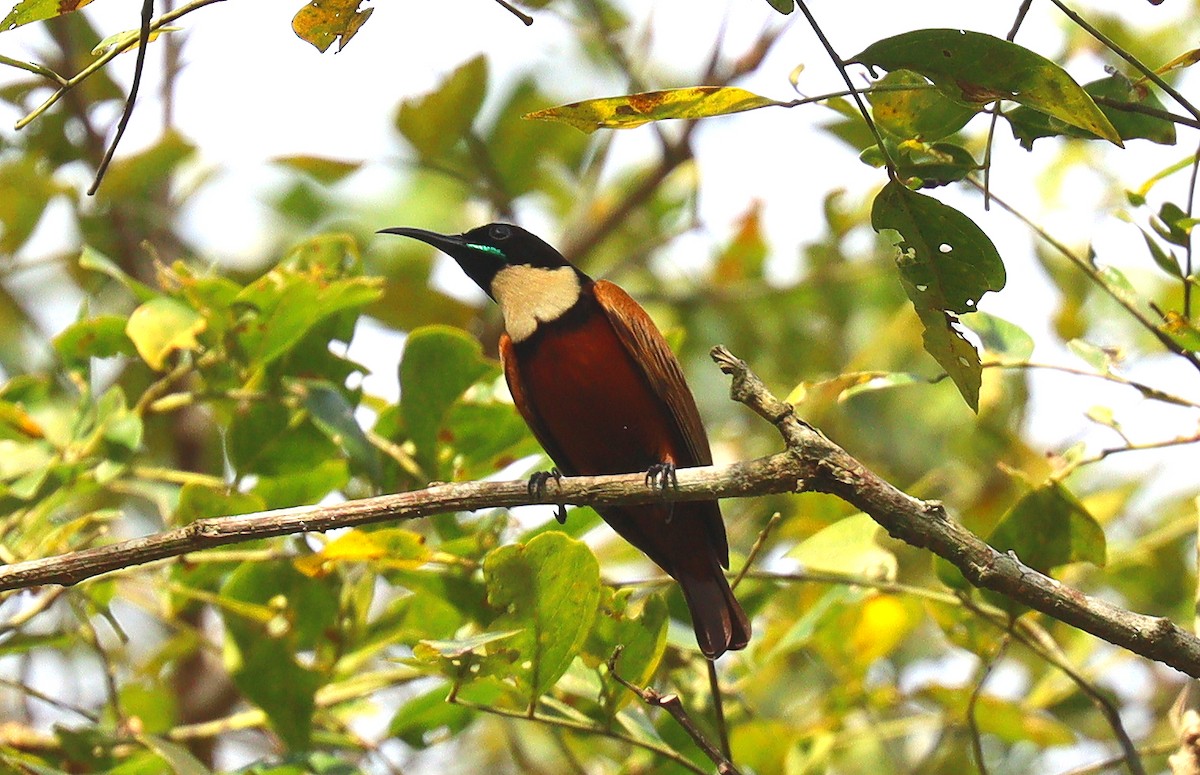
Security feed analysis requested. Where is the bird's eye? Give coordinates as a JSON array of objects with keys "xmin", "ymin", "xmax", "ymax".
[{"xmin": 488, "ymin": 224, "xmax": 512, "ymax": 241}]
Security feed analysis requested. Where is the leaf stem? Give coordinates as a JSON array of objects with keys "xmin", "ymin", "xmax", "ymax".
[
  {"xmin": 792, "ymin": 0, "xmax": 897, "ymax": 178},
  {"xmin": 1046, "ymin": 0, "xmax": 1200, "ymax": 122}
]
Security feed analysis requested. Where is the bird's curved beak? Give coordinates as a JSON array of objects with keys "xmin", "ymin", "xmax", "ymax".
[
  {"xmin": 377, "ymin": 226, "xmax": 467, "ymax": 253},
  {"xmin": 377, "ymin": 226, "xmax": 500, "ymax": 297}
]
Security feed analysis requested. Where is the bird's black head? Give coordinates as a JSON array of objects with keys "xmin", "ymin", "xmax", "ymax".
[{"xmin": 377, "ymin": 222, "xmax": 571, "ymax": 298}]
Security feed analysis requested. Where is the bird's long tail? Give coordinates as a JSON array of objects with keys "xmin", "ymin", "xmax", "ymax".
[{"xmin": 678, "ymin": 562, "xmax": 751, "ymax": 660}]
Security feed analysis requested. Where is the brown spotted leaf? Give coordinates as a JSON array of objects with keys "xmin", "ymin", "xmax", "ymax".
[
  {"xmin": 2, "ymin": 0, "xmax": 95, "ymax": 32},
  {"xmin": 292, "ymin": 0, "xmax": 373, "ymax": 53},
  {"xmin": 525, "ymin": 86, "xmax": 782, "ymax": 134}
]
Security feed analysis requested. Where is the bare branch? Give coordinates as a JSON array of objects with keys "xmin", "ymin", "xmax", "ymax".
[{"xmin": 5, "ymin": 348, "xmax": 1200, "ymax": 683}]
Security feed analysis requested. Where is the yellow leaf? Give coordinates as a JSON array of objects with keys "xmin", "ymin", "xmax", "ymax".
[
  {"xmin": 91, "ymin": 27, "xmax": 180, "ymax": 56},
  {"xmin": 125, "ymin": 298, "xmax": 206, "ymax": 371},
  {"xmin": 292, "ymin": 0, "xmax": 373, "ymax": 54},
  {"xmin": 524, "ymin": 86, "xmax": 782, "ymax": 134},
  {"xmin": 294, "ymin": 528, "xmax": 429, "ymax": 577},
  {"xmin": 2, "ymin": 0, "xmax": 94, "ymax": 33},
  {"xmin": 850, "ymin": 594, "xmax": 915, "ymax": 663}
]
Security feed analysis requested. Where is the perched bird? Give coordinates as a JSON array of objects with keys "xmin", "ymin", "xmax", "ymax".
[{"xmin": 379, "ymin": 222, "xmax": 750, "ymax": 659}]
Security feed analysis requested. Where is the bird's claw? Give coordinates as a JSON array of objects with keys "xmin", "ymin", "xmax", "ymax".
[
  {"xmin": 644, "ymin": 462, "xmax": 678, "ymax": 523},
  {"xmin": 528, "ymin": 468, "xmax": 568, "ymax": 524}
]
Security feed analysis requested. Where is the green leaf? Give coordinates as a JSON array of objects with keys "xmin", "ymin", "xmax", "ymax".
[
  {"xmin": 272, "ymin": 155, "xmax": 362, "ymax": 185},
  {"xmin": 399, "ymin": 326, "xmax": 499, "ymax": 476},
  {"xmin": 443, "ymin": 401, "xmax": 537, "ymax": 479},
  {"xmin": 1068, "ymin": 339, "xmax": 1115, "ymax": 372},
  {"xmin": 1154, "ymin": 201, "xmax": 1195, "ymax": 247},
  {"xmin": 1007, "ymin": 74, "xmax": 1177, "ymax": 149},
  {"xmin": 1008, "ymin": 74, "xmax": 1176, "ymax": 150},
  {"xmin": 1, "ymin": 0, "xmax": 95, "ymax": 32},
  {"xmin": 176, "ymin": 483, "xmax": 264, "ymax": 524},
  {"xmin": 91, "ymin": 26, "xmax": 180, "ymax": 56},
  {"xmin": 850, "ymin": 29, "xmax": 1122, "ymax": 146},
  {"xmin": 525, "ymin": 87, "xmax": 782, "ymax": 133},
  {"xmin": 291, "ymin": 0, "xmax": 373, "ymax": 53},
  {"xmin": 763, "ymin": 0, "xmax": 794, "ymax": 12},
  {"xmin": 78, "ymin": 245, "xmax": 157, "ymax": 302},
  {"xmin": 885, "ymin": 141, "xmax": 981, "ymax": 188},
  {"xmin": 53, "ymin": 315, "xmax": 137, "ymax": 366},
  {"xmin": 988, "ymin": 481, "xmax": 1107, "ymax": 575},
  {"xmin": 138, "ymin": 736, "xmax": 211, "ymax": 775},
  {"xmin": 300, "ymin": 380, "xmax": 380, "ymax": 482},
  {"xmin": 221, "ymin": 562, "xmax": 339, "ymax": 750},
  {"xmin": 388, "ymin": 682, "xmax": 496, "ymax": 748},
  {"xmin": 867, "ymin": 70, "xmax": 978, "ymax": 141},
  {"xmin": 396, "ymin": 55, "xmax": 487, "ymax": 160},
  {"xmin": 0, "ymin": 155, "xmax": 63, "ymax": 253},
  {"xmin": 97, "ymin": 130, "xmax": 195, "ymax": 200},
  {"xmin": 482, "ymin": 532, "xmax": 601, "ymax": 697},
  {"xmin": 872, "ymin": 181, "xmax": 1005, "ymax": 316},
  {"xmin": 1139, "ymin": 228, "xmax": 1182, "ymax": 278},
  {"xmin": 871, "ymin": 180, "xmax": 1006, "ymax": 410},
  {"xmin": 234, "ymin": 267, "xmax": 381, "ymax": 367},
  {"xmin": 920, "ymin": 685, "xmax": 1075, "ymax": 745},
  {"xmin": 584, "ymin": 589, "xmax": 668, "ymax": 715},
  {"xmin": 960, "ymin": 312, "xmax": 1034, "ymax": 361},
  {"xmin": 254, "ymin": 458, "xmax": 349, "ymax": 508},
  {"xmin": 125, "ymin": 298, "xmax": 206, "ymax": 371},
  {"xmin": 487, "ymin": 79, "xmax": 590, "ymax": 196},
  {"xmin": 788, "ymin": 513, "xmax": 898, "ymax": 579}
]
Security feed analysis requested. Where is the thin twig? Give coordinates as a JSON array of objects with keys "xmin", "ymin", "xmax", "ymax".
[
  {"xmin": 706, "ymin": 660, "xmax": 731, "ymax": 762},
  {"xmin": 793, "ymin": 0, "xmax": 896, "ymax": 177},
  {"xmin": 966, "ymin": 631, "xmax": 1012, "ymax": 775},
  {"xmin": 967, "ymin": 179, "xmax": 1200, "ymax": 373},
  {"xmin": 1090, "ymin": 96, "xmax": 1200, "ymax": 131},
  {"xmin": 560, "ymin": 25, "xmax": 786, "ymax": 263},
  {"xmin": 15, "ymin": 0, "xmax": 227, "ymax": 131},
  {"xmin": 608, "ymin": 647, "xmax": 742, "ymax": 774},
  {"xmin": 492, "ymin": 0, "xmax": 532, "ymax": 26},
  {"xmin": 1055, "ymin": 742, "xmax": 1174, "ymax": 775},
  {"xmin": 1184, "ymin": 137, "xmax": 1199, "ymax": 318},
  {"xmin": 1046, "ymin": 0, "xmax": 1200, "ymax": 123},
  {"xmin": 0, "ymin": 54, "xmax": 68, "ymax": 85},
  {"xmin": 452, "ymin": 694, "xmax": 712, "ymax": 775},
  {"xmin": 88, "ymin": 0, "xmax": 155, "ymax": 195},
  {"xmin": 731, "ymin": 512, "xmax": 781, "ymax": 591},
  {"xmin": 957, "ymin": 597, "xmax": 1146, "ymax": 775}
]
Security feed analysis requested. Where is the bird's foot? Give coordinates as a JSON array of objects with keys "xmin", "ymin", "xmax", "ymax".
[
  {"xmin": 644, "ymin": 461, "xmax": 678, "ymax": 523},
  {"xmin": 528, "ymin": 468, "xmax": 568, "ymax": 524}
]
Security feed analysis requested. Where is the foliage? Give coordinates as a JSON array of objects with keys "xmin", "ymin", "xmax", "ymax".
[{"xmin": 0, "ymin": 1, "xmax": 1198, "ymax": 774}]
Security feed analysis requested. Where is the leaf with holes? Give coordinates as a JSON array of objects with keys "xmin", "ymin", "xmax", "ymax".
[
  {"xmin": 291, "ymin": 0, "xmax": 373, "ymax": 53},
  {"xmin": 1, "ymin": 0, "xmax": 94, "ymax": 32},
  {"xmin": 850, "ymin": 29, "xmax": 1121, "ymax": 146},
  {"xmin": 525, "ymin": 87, "xmax": 782, "ymax": 134},
  {"xmin": 871, "ymin": 181, "xmax": 1005, "ymax": 411}
]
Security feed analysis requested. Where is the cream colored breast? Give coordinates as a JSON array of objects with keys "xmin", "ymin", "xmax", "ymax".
[{"xmin": 491, "ymin": 265, "xmax": 582, "ymax": 343}]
